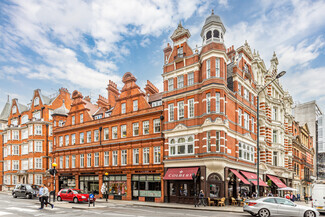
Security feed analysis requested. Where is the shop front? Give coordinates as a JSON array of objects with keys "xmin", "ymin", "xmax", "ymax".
[
  {"xmin": 79, "ymin": 175, "xmax": 99, "ymax": 195},
  {"xmin": 103, "ymin": 175, "xmax": 127, "ymax": 200},
  {"xmin": 131, "ymin": 174, "xmax": 161, "ymax": 202},
  {"xmin": 164, "ymin": 167, "xmax": 200, "ymax": 204},
  {"xmin": 59, "ymin": 175, "xmax": 76, "ymax": 190},
  {"xmin": 266, "ymin": 174, "xmax": 287, "ymax": 197}
]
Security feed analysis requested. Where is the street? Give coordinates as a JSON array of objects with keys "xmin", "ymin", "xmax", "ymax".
[{"xmin": 0, "ymin": 194, "xmax": 250, "ymax": 217}]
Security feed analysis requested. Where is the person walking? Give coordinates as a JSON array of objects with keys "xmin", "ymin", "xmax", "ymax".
[
  {"xmin": 38, "ymin": 185, "xmax": 43, "ymax": 203},
  {"xmin": 39, "ymin": 184, "xmax": 54, "ymax": 210},
  {"xmin": 197, "ymin": 190, "xmax": 206, "ymax": 207}
]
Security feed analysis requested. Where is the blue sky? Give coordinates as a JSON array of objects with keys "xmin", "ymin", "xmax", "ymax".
[{"xmin": 0, "ymin": 0, "xmax": 325, "ymax": 112}]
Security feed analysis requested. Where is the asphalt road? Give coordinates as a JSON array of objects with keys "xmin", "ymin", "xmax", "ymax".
[{"xmin": 0, "ymin": 193, "xmax": 251, "ymax": 217}]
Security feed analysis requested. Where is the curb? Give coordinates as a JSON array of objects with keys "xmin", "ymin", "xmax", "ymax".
[
  {"xmin": 71, "ymin": 205, "xmax": 107, "ymax": 209},
  {"xmin": 95, "ymin": 200, "xmax": 243, "ymax": 213}
]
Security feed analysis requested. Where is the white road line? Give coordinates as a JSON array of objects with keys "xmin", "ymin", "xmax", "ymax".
[
  {"xmin": 6, "ymin": 207, "xmax": 37, "ymax": 213},
  {"xmin": 0, "ymin": 211, "xmax": 12, "ymax": 216}
]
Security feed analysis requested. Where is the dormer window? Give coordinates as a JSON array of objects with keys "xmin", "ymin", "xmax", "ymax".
[
  {"xmin": 213, "ymin": 30, "xmax": 219, "ymax": 38},
  {"xmin": 206, "ymin": 31, "xmax": 212, "ymax": 40},
  {"xmin": 177, "ymin": 47, "xmax": 183, "ymax": 58},
  {"xmin": 12, "ymin": 106, "xmax": 17, "ymax": 114},
  {"xmin": 34, "ymin": 97, "xmax": 39, "ymax": 106}
]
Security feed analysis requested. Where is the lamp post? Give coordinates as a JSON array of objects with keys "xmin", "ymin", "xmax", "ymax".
[
  {"xmin": 256, "ymin": 71, "xmax": 286, "ymax": 197},
  {"xmin": 52, "ymin": 162, "xmax": 57, "ymax": 202},
  {"xmin": 104, "ymin": 172, "xmax": 108, "ymax": 202},
  {"xmin": 192, "ymin": 173, "xmax": 197, "ymax": 207}
]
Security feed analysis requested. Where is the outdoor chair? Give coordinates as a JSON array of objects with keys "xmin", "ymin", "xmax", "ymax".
[
  {"xmin": 231, "ymin": 197, "xmax": 237, "ymax": 206},
  {"xmin": 207, "ymin": 197, "xmax": 214, "ymax": 206},
  {"xmin": 218, "ymin": 197, "xmax": 225, "ymax": 206}
]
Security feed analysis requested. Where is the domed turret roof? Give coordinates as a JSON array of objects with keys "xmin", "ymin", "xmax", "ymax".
[
  {"xmin": 53, "ymin": 101, "xmax": 69, "ymax": 116},
  {"xmin": 201, "ymin": 10, "xmax": 226, "ymax": 37}
]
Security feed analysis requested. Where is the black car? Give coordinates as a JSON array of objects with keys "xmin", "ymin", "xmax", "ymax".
[{"xmin": 12, "ymin": 184, "xmax": 39, "ymax": 199}]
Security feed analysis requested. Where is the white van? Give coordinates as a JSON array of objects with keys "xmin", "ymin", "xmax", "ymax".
[{"xmin": 312, "ymin": 182, "xmax": 325, "ymax": 214}]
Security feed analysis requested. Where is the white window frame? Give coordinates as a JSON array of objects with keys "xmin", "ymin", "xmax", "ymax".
[
  {"xmin": 87, "ymin": 153, "xmax": 91, "ymax": 167},
  {"xmin": 80, "ymin": 113, "xmax": 83, "ymax": 123},
  {"xmin": 143, "ymin": 121, "xmax": 149, "ymax": 135},
  {"xmin": 65, "ymin": 135, "xmax": 69, "ymax": 146},
  {"xmin": 206, "ymin": 93, "xmax": 211, "ymax": 114},
  {"xmin": 65, "ymin": 156, "xmax": 69, "ymax": 168},
  {"xmin": 216, "ymin": 92, "xmax": 220, "ymax": 113},
  {"xmin": 133, "ymin": 123, "xmax": 139, "ymax": 136},
  {"xmin": 177, "ymin": 75, "xmax": 184, "ymax": 88},
  {"xmin": 238, "ymin": 143, "xmax": 254, "ymax": 163},
  {"xmin": 154, "ymin": 146, "xmax": 161, "ymax": 164},
  {"xmin": 121, "ymin": 150, "xmax": 127, "ymax": 166},
  {"xmin": 188, "ymin": 99, "xmax": 194, "ymax": 118},
  {"xmin": 34, "ymin": 125, "xmax": 42, "ymax": 135},
  {"xmin": 104, "ymin": 151, "xmax": 109, "ymax": 166},
  {"xmin": 133, "ymin": 148, "xmax": 139, "ymax": 165},
  {"xmin": 188, "ymin": 72, "xmax": 194, "ymax": 86},
  {"xmin": 112, "ymin": 127, "xmax": 118, "ymax": 139},
  {"xmin": 72, "ymin": 134, "xmax": 76, "ymax": 145},
  {"xmin": 206, "ymin": 59, "xmax": 211, "ymax": 79},
  {"xmin": 80, "ymin": 132, "xmax": 84, "ymax": 144},
  {"xmin": 94, "ymin": 152, "xmax": 99, "ymax": 167},
  {"xmin": 168, "ymin": 78, "xmax": 174, "ymax": 91},
  {"xmin": 80, "ymin": 154, "xmax": 84, "ymax": 168},
  {"xmin": 72, "ymin": 155, "xmax": 76, "ymax": 168},
  {"xmin": 154, "ymin": 119, "xmax": 160, "ymax": 133},
  {"xmin": 121, "ymin": 103, "xmax": 126, "ymax": 114},
  {"xmin": 169, "ymin": 136, "xmax": 194, "ymax": 156},
  {"xmin": 178, "ymin": 101, "xmax": 184, "ymax": 120},
  {"xmin": 216, "ymin": 58, "xmax": 220, "ymax": 77},
  {"xmin": 121, "ymin": 125, "xmax": 127, "ymax": 138},
  {"xmin": 104, "ymin": 128, "xmax": 109, "ymax": 140},
  {"xmin": 143, "ymin": 148, "xmax": 150, "ymax": 165},
  {"xmin": 112, "ymin": 151, "xmax": 118, "ymax": 166},
  {"xmin": 94, "ymin": 130, "xmax": 99, "ymax": 142},
  {"xmin": 168, "ymin": 104, "xmax": 174, "ymax": 121},
  {"xmin": 133, "ymin": 100, "xmax": 138, "ymax": 111}
]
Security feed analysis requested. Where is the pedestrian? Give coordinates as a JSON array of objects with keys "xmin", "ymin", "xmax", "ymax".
[
  {"xmin": 101, "ymin": 183, "xmax": 107, "ymax": 199},
  {"xmin": 198, "ymin": 190, "xmax": 206, "ymax": 207},
  {"xmin": 39, "ymin": 184, "xmax": 54, "ymax": 210},
  {"xmin": 38, "ymin": 185, "xmax": 43, "ymax": 203},
  {"xmin": 290, "ymin": 192, "xmax": 296, "ymax": 202},
  {"xmin": 267, "ymin": 191, "xmax": 273, "ymax": 197},
  {"xmin": 252, "ymin": 192, "xmax": 257, "ymax": 198}
]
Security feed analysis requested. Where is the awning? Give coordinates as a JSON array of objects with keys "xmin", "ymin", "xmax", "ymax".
[
  {"xmin": 267, "ymin": 175, "xmax": 287, "ymax": 188},
  {"xmin": 230, "ymin": 169, "xmax": 250, "ymax": 185},
  {"xmin": 241, "ymin": 171, "xmax": 268, "ymax": 187},
  {"xmin": 163, "ymin": 167, "xmax": 199, "ymax": 180}
]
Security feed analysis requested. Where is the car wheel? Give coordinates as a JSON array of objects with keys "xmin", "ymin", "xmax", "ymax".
[
  {"xmin": 304, "ymin": 210, "xmax": 316, "ymax": 217},
  {"xmin": 13, "ymin": 193, "xmax": 17, "ymax": 198},
  {"xmin": 73, "ymin": 197, "xmax": 79, "ymax": 204},
  {"xmin": 57, "ymin": 196, "xmax": 62, "ymax": 201},
  {"xmin": 258, "ymin": 208, "xmax": 270, "ymax": 217}
]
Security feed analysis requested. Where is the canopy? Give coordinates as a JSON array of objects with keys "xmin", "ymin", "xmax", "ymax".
[
  {"xmin": 163, "ymin": 167, "xmax": 199, "ymax": 180},
  {"xmin": 277, "ymin": 187, "xmax": 297, "ymax": 191},
  {"xmin": 241, "ymin": 171, "xmax": 268, "ymax": 187},
  {"xmin": 267, "ymin": 175, "xmax": 287, "ymax": 188},
  {"xmin": 230, "ymin": 169, "xmax": 250, "ymax": 185}
]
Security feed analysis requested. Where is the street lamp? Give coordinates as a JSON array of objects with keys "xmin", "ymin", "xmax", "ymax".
[
  {"xmin": 192, "ymin": 173, "xmax": 197, "ymax": 207},
  {"xmin": 257, "ymin": 71, "xmax": 286, "ymax": 197},
  {"xmin": 104, "ymin": 172, "xmax": 108, "ymax": 202},
  {"xmin": 52, "ymin": 162, "xmax": 57, "ymax": 202}
]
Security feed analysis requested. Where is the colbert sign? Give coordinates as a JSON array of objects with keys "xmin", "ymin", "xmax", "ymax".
[{"xmin": 163, "ymin": 167, "xmax": 199, "ymax": 180}]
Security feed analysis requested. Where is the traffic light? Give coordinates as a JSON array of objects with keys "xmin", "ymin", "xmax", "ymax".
[{"xmin": 48, "ymin": 168, "xmax": 57, "ymax": 175}]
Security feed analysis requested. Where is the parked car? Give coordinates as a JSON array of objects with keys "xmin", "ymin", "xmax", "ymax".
[
  {"xmin": 57, "ymin": 188, "xmax": 96, "ymax": 203},
  {"xmin": 12, "ymin": 184, "xmax": 38, "ymax": 199},
  {"xmin": 243, "ymin": 197, "xmax": 319, "ymax": 217}
]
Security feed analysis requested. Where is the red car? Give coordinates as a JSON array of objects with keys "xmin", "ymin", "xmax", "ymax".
[{"xmin": 57, "ymin": 189, "xmax": 96, "ymax": 203}]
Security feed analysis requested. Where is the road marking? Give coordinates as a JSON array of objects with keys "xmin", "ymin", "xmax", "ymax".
[
  {"xmin": 0, "ymin": 211, "xmax": 12, "ymax": 216},
  {"xmin": 6, "ymin": 207, "xmax": 37, "ymax": 213}
]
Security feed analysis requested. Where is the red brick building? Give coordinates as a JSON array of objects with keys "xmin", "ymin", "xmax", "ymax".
[
  {"xmin": 0, "ymin": 88, "xmax": 71, "ymax": 190},
  {"xmin": 52, "ymin": 73, "xmax": 164, "ymax": 202},
  {"xmin": 292, "ymin": 121, "xmax": 314, "ymax": 196},
  {"xmin": 162, "ymin": 12, "xmax": 262, "ymax": 203}
]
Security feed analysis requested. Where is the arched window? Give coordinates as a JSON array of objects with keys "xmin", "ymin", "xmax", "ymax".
[
  {"xmin": 12, "ymin": 106, "xmax": 17, "ymax": 114},
  {"xmin": 206, "ymin": 31, "xmax": 212, "ymax": 40},
  {"xmin": 34, "ymin": 97, "xmax": 39, "ymax": 106},
  {"xmin": 213, "ymin": 30, "xmax": 219, "ymax": 38},
  {"xmin": 170, "ymin": 139, "xmax": 175, "ymax": 144},
  {"xmin": 188, "ymin": 136, "xmax": 193, "ymax": 142},
  {"xmin": 178, "ymin": 138, "xmax": 185, "ymax": 143}
]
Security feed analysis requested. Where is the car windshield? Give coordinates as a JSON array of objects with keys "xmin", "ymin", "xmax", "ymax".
[
  {"xmin": 73, "ymin": 190, "xmax": 85, "ymax": 194},
  {"xmin": 25, "ymin": 185, "xmax": 33, "ymax": 190}
]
